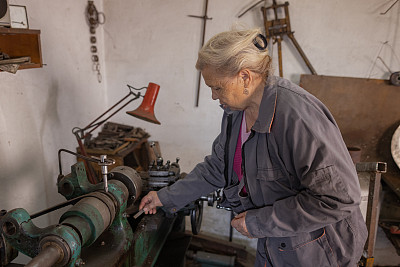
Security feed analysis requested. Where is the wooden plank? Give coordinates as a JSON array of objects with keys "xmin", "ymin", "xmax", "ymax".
[{"xmin": 300, "ymin": 74, "xmax": 400, "ymax": 185}]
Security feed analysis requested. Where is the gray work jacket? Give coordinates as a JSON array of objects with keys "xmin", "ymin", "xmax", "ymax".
[{"xmin": 158, "ymin": 76, "xmax": 367, "ymax": 267}]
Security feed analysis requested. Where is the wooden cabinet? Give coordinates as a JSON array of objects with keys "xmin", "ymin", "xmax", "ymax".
[{"xmin": 0, "ymin": 28, "xmax": 42, "ymax": 70}]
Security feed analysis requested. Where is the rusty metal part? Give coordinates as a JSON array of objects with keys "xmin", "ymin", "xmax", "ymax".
[
  {"xmin": 24, "ymin": 243, "xmax": 63, "ymax": 267},
  {"xmin": 85, "ymin": 122, "xmax": 150, "ymax": 151},
  {"xmin": 356, "ymin": 162, "xmax": 387, "ymax": 173},
  {"xmin": 363, "ymin": 256, "xmax": 375, "ymax": 267},
  {"xmin": 75, "ymin": 132, "xmax": 99, "ymax": 184},
  {"xmin": 261, "ymin": 1, "xmax": 317, "ymax": 76},
  {"xmin": 356, "ymin": 162, "xmax": 387, "ymax": 265},
  {"xmin": 189, "ymin": 0, "xmax": 213, "ymax": 107},
  {"xmin": 0, "ymin": 233, "xmax": 18, "ymax": 266},
  {"xmin": 0, "ymin": 208, "xmax": 18, "ymax": 266}
]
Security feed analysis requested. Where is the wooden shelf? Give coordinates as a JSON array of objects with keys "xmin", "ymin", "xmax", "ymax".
[{"xmin": 0, "ymin": 27, "xmax": 42, "ymax": 70}]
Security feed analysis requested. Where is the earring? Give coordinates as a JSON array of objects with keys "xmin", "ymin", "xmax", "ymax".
[{"xmin": 243, "ymin": 87, "xmax": 249, "ymax": 95}]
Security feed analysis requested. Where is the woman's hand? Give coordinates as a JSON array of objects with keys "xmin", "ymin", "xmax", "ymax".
[
  {"xmin": 231, "ymin": 211, "xmax": 253, "ymax": 238},
  {"xmin": 139, "ymin": 191, "xmax": 163, "ymax": 214}
]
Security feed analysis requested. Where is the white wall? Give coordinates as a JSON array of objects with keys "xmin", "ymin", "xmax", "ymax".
[
  {"xmin": 102, "ymin": 0, "xmax": 400, "ymax": 252},
  {"xmin": 1, "ymin": 0, "xmax": 107, "ymax": 255},
  {"xmin": 0, "ymin": 0, "xmax": 399, "ymax": 261}
]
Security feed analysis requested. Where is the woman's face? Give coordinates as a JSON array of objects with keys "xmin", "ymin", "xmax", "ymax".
[{"xmin": 201, "ymin": 67, "xmax": 249, "ymax": 110}]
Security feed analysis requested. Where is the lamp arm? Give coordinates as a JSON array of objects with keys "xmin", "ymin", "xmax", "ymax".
[{"xmin": 79, "ymin": 91, "xmax": 142, "ymax": 140}]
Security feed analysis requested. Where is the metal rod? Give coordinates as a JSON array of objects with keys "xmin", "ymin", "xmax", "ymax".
[
  {"xmin": 277, "ymin": 36, "xmax": 283, "ymax": 77},
  {"xmin": 30, "ymin": 195, "xmax": 86, "ymax": 219},
  {"xmin": 365, "ymin": 172, "xmax": 381, "ymax": 259},
  {"xmin": 381, "ymin": 0, "xmax": 399, "ymax": 15},
  {"xmin": 287, "ymin": 33, "xmax": 317, "ymax": 75},
  {"xmin": 194, "ymin": 0, "xmax": 212, "ymax": 107},
  {"xmin": 355, "ymin": 162, "xmax": 387, "ymax": 173},
  {"xmin": 75, "ymin": 132, "xmax": 98, "ymax": 184},
  {"xmin": 238, "ymin": 0, "xmax": 264, "ymax": 18},
  {"xmin": 100, "ymin": 155, "xmax": 109, "ymax": 192},
  {"xmin": 229, "ymin": 211, "xmax": 234, "ymax": 242},
  {"xmin": 83, "ymin": 91, "xmax": 132, "ymax": 133},
  {"xmin": 83, "ymin": 94, "xmax": 140, "ymax": 138},
  {"xmin": 25, "ymin": 244, "xmax": 62, "ymax": 267},
  {"xmin": 57, "ymin": 149, "xmax": 114, "ymax": 177},
  {"xmin": 356, "ymin": 162, "xmax": 387, "ymax": 263}
]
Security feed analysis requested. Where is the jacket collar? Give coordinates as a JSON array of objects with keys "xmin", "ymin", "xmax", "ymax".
[
  {"xmin": 220, "ymin": 76, "xmax": 278, "ymax": 133},
  {"xmin": 253, "ymin": 77, "xmax": 277, "ymax": 133}
]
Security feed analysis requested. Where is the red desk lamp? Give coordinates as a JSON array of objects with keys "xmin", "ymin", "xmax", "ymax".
[{"xmin": 72, "ymin": 82, "xmax": 161, "ymax": 184}]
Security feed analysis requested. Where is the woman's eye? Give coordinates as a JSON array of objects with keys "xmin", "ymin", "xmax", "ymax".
[{"xmin": 214, "ymin": 87, "xmax": 221, "ymax": 91}]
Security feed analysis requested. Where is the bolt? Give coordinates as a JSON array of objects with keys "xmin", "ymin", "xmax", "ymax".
[{"xmin": 101, "ymin": 241, "xmax": 105, "ymax": 246}]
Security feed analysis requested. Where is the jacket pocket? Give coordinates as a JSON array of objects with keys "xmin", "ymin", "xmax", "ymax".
[
  {"xmin": 303, "ymin": 165, "xmax": 351, "ymax": 203},
  {"xmin": 255, "ymin": 168, "xmax": 291, "ymax": 205},
  {"xmin": 267, "ymin": 228, "xmax": 338, "ymax": 267},
  {"xmin": 256, "ymin": 168, "xmax": 285, "ymax": 182}
]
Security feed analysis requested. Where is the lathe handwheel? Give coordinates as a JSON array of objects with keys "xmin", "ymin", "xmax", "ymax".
[{"xmin": 190, "ymin": 200, "xmax": 203, "ymax": 235}]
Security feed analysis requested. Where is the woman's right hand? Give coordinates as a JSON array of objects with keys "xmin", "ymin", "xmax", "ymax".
[{"xmin": 139, "ymin": 191, "xmax": 163, "ymax": 214}]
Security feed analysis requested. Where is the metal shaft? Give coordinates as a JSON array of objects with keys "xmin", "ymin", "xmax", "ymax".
[
  {"xmin": 194, "ymin": 0, "xmax": 211, "ymax": 107},
  {"xmin": 101, "ymin": 155, "xmax": 109, "ymax": 192},
  {"xmin": 25, "ymin": 245, "xmax": 62, "ymax": 267},
  {"xmin": 287, "ymin": 33, "xmax": 317, "ymax": 75}
]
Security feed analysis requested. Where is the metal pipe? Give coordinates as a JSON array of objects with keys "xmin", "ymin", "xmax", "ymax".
[
  {"xmin": 25, "ymin": 244, "xmax": 62, "ymax": 267},
  {"xmin": 287, "ymin": 33, "xmax": 317, "ymax": 75}
]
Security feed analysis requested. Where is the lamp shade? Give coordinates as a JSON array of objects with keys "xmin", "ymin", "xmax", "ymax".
[{"xmin": 126, "ymin": 82, "xmax": 161, "ymax": 125}]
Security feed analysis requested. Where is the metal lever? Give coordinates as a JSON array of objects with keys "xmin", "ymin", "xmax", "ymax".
[{"xmin": 133, "ymin": 209, "xmax": 144, "ymax": 219}]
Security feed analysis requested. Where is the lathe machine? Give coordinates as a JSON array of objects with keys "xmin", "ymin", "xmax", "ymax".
[{"xmin": 0, "ymin": 149, "xmax": 220, "ymax": 267}]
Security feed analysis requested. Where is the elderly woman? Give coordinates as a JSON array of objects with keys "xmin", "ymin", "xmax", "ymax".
[{"xmin": 139, "ymin": 28, "xmax": 367, "ymax": 267}]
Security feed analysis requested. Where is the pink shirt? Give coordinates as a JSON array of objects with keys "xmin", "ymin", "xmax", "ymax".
[{"xmin": 233, "ymin": 112, "xmax": 251, "ymax": 193}]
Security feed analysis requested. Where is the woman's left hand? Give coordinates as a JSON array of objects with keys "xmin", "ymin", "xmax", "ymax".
[{"xmin": 231, "ymin": 211, "xmax": 253, "ymax": 238}]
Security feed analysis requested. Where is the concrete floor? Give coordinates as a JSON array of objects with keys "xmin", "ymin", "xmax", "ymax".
[{"xmin": 373, "ymin": 226, "xmax": 400, "ymax": 266}]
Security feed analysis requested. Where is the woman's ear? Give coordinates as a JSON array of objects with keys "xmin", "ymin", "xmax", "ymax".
[{"xmin": 239, "ymin": 69, "xmax": 251, "ymax": 87}]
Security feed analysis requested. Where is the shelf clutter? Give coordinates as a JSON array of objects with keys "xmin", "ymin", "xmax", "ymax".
[
  {"xmin": 0, "ymin": 27, "xmax": 42, "ymax": 73},
  {"xmin": 77, "ymin": 122, "xmax": 157, "ymax": 178}
]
